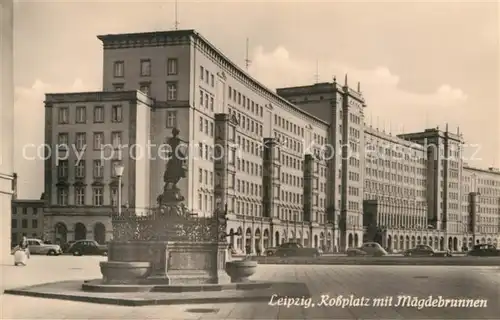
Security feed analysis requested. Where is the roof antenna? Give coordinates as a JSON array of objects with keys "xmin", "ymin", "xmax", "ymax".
[
  {"xmin": 314, "ymin": 60, "xmax": 319, "ymax": 83},
  {"xmin": 245, "ymin": 38, "xmax": 252, "ymax": 70},
  {"xmin": 174, "ymin": 0, "xmax": 180, "ymax": 30}
]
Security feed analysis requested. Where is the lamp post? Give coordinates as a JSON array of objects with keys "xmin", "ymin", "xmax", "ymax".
[{"xmin": 114, "ymin": 163, "xmax": 125, "ymax": 216}]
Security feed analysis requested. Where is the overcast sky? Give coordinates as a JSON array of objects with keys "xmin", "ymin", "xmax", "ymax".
[{"xmin": 13, "ymin": 1, "xmax": 499, "ymax": 198}]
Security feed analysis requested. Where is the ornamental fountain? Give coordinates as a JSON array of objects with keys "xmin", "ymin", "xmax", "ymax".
[{"xmin": 85, "ymin": 128, "xmax": 257, "ymax": 290}]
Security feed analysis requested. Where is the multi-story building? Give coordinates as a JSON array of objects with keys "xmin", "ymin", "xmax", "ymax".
[
  {"xmin": 43, "ymin": 91, "xmax": 154, "ymax": 244},
  {"xmin": 0, "ymin": 2, "xmax": 15, "ymax": 260},
  {"xmin": 42, "ymin": 29, "xmax": 499, "ymax": 252},
  {"xmin": 461, "ymin": 166, "xmax": 500, "ymax": 248},
  {"xmin": 277, "ymin": 82, "xmax": 500, "ymax": 251},
  {"xmin": 11, "ymin": 199, "xmax": 45, "ymax": 245}
]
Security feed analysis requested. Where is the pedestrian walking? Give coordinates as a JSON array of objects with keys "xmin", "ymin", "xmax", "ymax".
[{"xmin": 12, "ymin": 236, "xmax": 30, "ymax": 266}]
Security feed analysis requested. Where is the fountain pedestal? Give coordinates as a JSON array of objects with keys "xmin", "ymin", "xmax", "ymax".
[{"xmin": 101, "ymin": 240, "xmax": 229, "ymax": 285}]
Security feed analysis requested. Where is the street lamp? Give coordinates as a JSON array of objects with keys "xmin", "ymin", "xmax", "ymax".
[{"xmin": 114, "ymin": 163, "xmax": 125, "ymax": 216}]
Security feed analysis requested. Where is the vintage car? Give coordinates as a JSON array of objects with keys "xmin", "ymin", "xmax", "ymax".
[
  {"xmin": 264, "ymin": 247, "xmax": 279, "ymax": 256},
  {"xmin": 26, "ymin": 238, "xmax": 63, "ymax": 256},
  {"xmin": 346, "ymin": 242, "xmax": 388, "ymax": 257},
  {"xmin": 403, "ymin": 244, "xmax": 452, "ymax": 257},
  {"xmin": 67, "ymin": 240, "xmax": 108, "ymax": 256},
  {"xmin": 467, "ymin": 244, "xmax": 500, "ymax": 257},
  {"xmin": 274, "ymin": 242, "xmax": 321, "ymax": 258}
]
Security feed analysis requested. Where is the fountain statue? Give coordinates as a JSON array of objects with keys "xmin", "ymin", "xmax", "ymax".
[{"xmin": 97, "ymin": 128, "xmax": 230, "ymax": 285}]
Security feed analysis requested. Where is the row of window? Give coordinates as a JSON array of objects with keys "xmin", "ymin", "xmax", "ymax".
[
  {"xmin": 228, "ymin": 85, "xmax": 264, "ymax": 118},
  {"xmin": 13, "ymin": 207, "xmax": 40, "ymax": 215},
  {"xmin": 228, "ymin": 108, "xmax": 263, "ymax": 137},
  {"xmin": 364, "ymin": 181, "xmax": 423, "ymax": 198},
  {"xmin": 12, "ymin": 218, "xmax": 38, "ymax": 229},
  {"xmin": 57, "ymin": 160, "xmax": 121, "ymax": 179},
  {"xmin": 113, "ymin": 59, "xmax": 179, "ymax": 78},
  {"xmin": 56, "ymin": 186, "xmax": 118, "ymax": 206},
  {"xmin": 58, "ymin": 105, "xmax": 122, "ymax": 125},
  {"xmin": 57, "ymin": 131, "xmax": 122, "ymax": 151}
]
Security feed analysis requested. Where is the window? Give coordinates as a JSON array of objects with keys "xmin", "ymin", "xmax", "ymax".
[
  {"xmin": 112, "ymin": 132, "xmax": 122, "ymax": 149},
  {"xmin": 11, "ymin": 219, "xmax": 17, "ymax": 228},
  {"xmin": 167, "ymin": 82, "xmax": 178, "ymax": 100},
  {"xmin": 167, "ymin": 58, "xmax": 178, "ymax": 75},
  {"xmin": 93, "ymin": 106, "xmax": 104, "ymax": 122},
  {"xmin": 111, "ymin": 105, "xmax": 122, "ymax": 122},
  {"xmin": 74, "ymin": 186, "xmax": 85, "ymax": 205},
  {"xmin": 76, "ymin": 106, "xmax": 86, "ymax": 123},
  {"xmin": 75, "ymin": 133, "xmax": 86, "ymax": 150},
  {"xmin": 93, "ymin": 160, "xmax": 103, "ymax": 178},
  {"xmin": 57, "ymin": 133, "xmax": 69, "ymax": 147},
  {"xmin": 200, "ymin": 90, "xmax": 204, "ymax": 106},
  {"xmin": 75, "ymin": 160, "xmax": 85, "ymax": 179},
  {"xmin": 32, "ymin": 219, "xmax": 38, "ymax": 229},
  {"xmin": 22, "ymin": 208, "xmax": 27, "ymax": 214},
  {"xmin": 140, "ymin": 59, "xmax": 151, "ymax": 77},
  {"xmin": 58, "ymin": 107, "xmax": 69, "ymax": 124},
  {"xmin": 57, "ymin": 160, "xmax": 68, "ymax": 178},
  {"xmin": 57, "ymin": 187, "xmax": 68, "ymax": 205},
  {"xmin": 22, "ymin": 219, "xmax": 28, "ymax": 228},
  {"xmin": 92, "ymin": 187, "xmax": 104, "ymax": 206},
  {"xmin": 200, "ymin": 66, "xmax": 204, "ymax": 80},
  {"xmin": 113, "ymin": 61, "xmax": 124, "ymax": 77},
  {"xmin": 113, "ymin": 83, "xmax": 124, "ymax": 91},
  {"xmin": 93, "ymin": 132, "xmax": 104, "ymax": 150},
  {"xmin": 140, "ymin": 83, "xmax": 150, "ymax": 96},
  {"xmin": 210, "ymin": 74, "xmax": 214, "ymax": 87},
  {"xmin": 166, "ymin": 111, "xmax": 177, "ymax": 128},
  {"xmin": 209, "ymin": 96, "xmax": 214, "ymax": 111}
]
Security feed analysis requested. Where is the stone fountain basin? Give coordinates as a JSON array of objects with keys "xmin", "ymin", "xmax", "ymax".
[
  {"xmin": 225, "ymin": 260, "xmax": 257, "ymax": 283},
  {"xmin": 100, "ymin": 261, "xmax": 151, "ymax": 283}
]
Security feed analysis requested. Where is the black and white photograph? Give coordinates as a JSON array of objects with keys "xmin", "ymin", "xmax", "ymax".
[{"xmin": 1, "ymin": 1, "xmax": 499, "ymax": 319}]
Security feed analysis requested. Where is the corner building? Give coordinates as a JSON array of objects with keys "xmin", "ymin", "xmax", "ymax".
[{"xmin": 44, "ymin": 29, "xmax": 499, "ymax": 252}]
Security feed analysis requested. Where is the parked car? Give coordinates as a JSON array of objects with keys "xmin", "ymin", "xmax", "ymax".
[
  {"xmin": 403, "ymin": 244, "xmax": 452, "ymax": 257},
  {"xmin": 61, "ymin": 241, "xmax": 75, "ymax": 253},
  {"xmin": 467, "ymin": 244, "xmax": 500, "ymax": 257},
  {"xmin": 265, "ymin": 247, "xmax": 279, "ymax": 256},
  {"xmin": 275, "ymin": 242, "xmax": 321, "ymax": 258},
  {"xmin": 67, "ymin": 240, "xmax": 108, "ymax": 256},
  {"xmin": 26, "ymin": 238, "xmax": 63, "ymax": 256},
  {"xmin": 346, "ymin": 242, "xmax": 388, "ymax": 257}
]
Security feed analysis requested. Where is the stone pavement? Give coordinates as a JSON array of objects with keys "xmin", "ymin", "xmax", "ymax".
[{"xmin": 2, "ymin": 256, "xmax": 499, "ymax": 319}]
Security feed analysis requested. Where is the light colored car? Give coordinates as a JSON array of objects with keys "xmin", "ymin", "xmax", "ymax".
[
  {"xmin": 347, "ymin": 242, "xmax": 388, "ymax": 257},
  {"xmin": 27, "ymin": 238, "xmax": 62, "ymax": 255}
]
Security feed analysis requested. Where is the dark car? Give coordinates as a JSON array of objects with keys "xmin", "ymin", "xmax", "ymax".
[
  {"xmin": 467, "ymin": 244, "xmax": 500, "ymax": 257},
  {"xmin": 67, "ymin": 240, "xmax": 108, "ymax": 256},
  {"xmin": 346, "ymin": 242, "xmax": 388, "ymax": 257},
  {"xmin": 403, "ymin": 244, "xmax": 452, "ymax": 257},
  {"xmin": 275, "ymin": 242, "xmax": 321, "ymax": 258},
  {"xmin": 265, "ymin": 247, "xmax": 278, "ymax": 256}
]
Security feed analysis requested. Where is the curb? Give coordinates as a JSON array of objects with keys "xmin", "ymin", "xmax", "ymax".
[{"xmin": 254, "ymin": 258, "xmax": 500, "ymax": 266}]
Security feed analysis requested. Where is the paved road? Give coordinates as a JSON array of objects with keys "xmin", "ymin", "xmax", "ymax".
[{"xmin": 1, "ymin": 256, "xmax": 499, "ymax": 319}]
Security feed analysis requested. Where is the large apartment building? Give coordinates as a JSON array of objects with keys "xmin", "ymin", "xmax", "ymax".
[{"xmin": 42, "ymin": 29, "xmax": 499, "ymax": 252}]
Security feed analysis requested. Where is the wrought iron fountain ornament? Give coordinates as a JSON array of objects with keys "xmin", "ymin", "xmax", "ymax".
[{"xmin": 111, "ymin": 128, "xmax": 225, "ymax": 242}]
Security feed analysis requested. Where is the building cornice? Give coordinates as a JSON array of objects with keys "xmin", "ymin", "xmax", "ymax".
[{"xmin": 44, "ymin": 90, "xmax": 154, "ymax": 107}]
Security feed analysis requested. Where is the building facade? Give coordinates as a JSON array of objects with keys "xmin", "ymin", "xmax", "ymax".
[
  {"xmin": 11, "ymin": 199, "xmax": 45, "ymax": 244},
  {"xmin": 0, "ymin": 1, "xmax": 14, "ymax": 260},
  {"xmin": 43, "ymin": 91, "xmax": 154, "ymax": 244},
  {"xmin": 43, "ymin": 29, "xmax": 499, "ymax": 252}
]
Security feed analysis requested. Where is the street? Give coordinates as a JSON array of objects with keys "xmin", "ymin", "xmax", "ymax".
[{"xmin": 1, "ymin": 256, "xmax": 499, "ymax": 319}]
